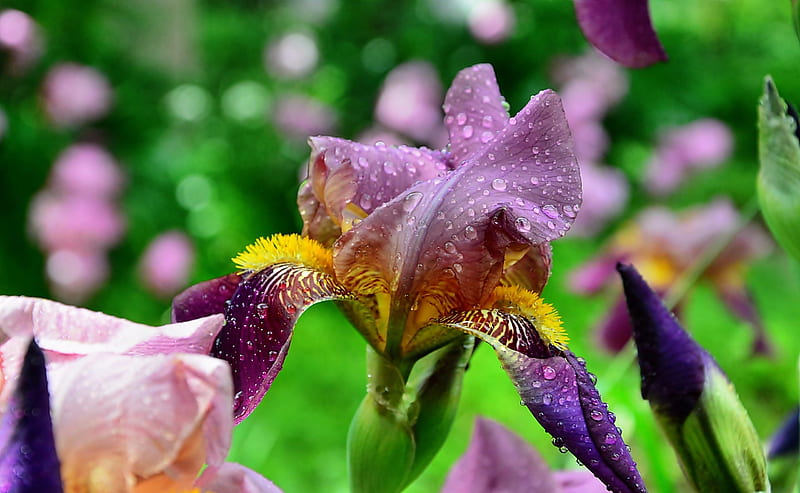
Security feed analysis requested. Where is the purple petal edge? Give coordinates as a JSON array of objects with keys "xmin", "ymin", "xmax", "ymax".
[
  {"xmin": 573, "ymin": 0, "xmax": 667, "ymax": 68},
  {"xmin": 501, "ymin": 348, "xmax": 646, "ymax": 493},
  {"xmin": 617, "ymin": 263, "xmax": 705, "ymax": 422},
  {"xmin": 172, "ymin": 273, "xmax": 243, "ymax": 323},
  {"xmin": 0, "ymin": 340, "xmax": 63, "ymax": 492}
]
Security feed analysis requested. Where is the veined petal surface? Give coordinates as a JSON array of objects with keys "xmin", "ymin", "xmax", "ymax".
[
  {"xmin": 213, "ymin": 263, "xmax": 357, "ymax": 422},
  {"xmin": 172, "ymin": 274, "xmax": 243, "ymax": 323}
]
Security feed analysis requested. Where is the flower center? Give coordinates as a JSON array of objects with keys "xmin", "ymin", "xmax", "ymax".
[{"xmin": 233, "ymin": 234, "xmax": 333, "ymax": 274}]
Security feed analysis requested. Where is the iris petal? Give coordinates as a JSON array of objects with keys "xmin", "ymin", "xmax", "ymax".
[
  {"xmin": 300, "ymin": 136, "xmax": 450, "ymax": 242},
  {"xmin": 573, "ymin": 0, "xmax": 667, "ymax": 68},
  {"xmin": 444, "ymin": 64, "xmax": 510, "ymax": 163},
  {"xmin": 0, "ymin": 339, "xmax": 63, "ymax": 492},
  {"xmin": 172, "ymin": 273, "xmax": 243, "ymax": 323},
  {"xmin": 500, "ymin": 243, "xmax": 552, "ymax": 294},
  {"xmin": 436, "ymin": 311, "xmax": 646, "ymax": 493},
  {"xmin": 334, "ymin": 90, "xmax": 580, "ymax": 334},
  {"xmin": 213, "ymin": 263, "xmax": 357, "ymax": 422}
]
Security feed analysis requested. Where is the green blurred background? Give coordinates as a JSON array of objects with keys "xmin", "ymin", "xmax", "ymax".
[{"xmin": 1, "ymin": 0, "xmax": 799, "ymax": 491}]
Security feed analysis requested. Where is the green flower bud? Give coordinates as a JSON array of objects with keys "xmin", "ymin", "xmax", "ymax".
[{"xmin": 757, "ymin": 76, "xmax": 800, "ymax": 261}]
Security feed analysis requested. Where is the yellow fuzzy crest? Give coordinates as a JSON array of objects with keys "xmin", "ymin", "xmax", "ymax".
[
  {"xmin": 492, "ymin": 285, "xmax": 568, "ymax": 350},
  {"xmin": 233, "ymin": 234, "xmax": 333, "ymax": 274}
]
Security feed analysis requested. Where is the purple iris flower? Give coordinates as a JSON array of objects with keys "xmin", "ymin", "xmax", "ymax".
[
  {"xmin": 174, "ymin": 64, "xmax": 646, "ymax": 492},
  {"xmin": 572, "ymin": 0, "xmax": 667, "ymax": 68}
]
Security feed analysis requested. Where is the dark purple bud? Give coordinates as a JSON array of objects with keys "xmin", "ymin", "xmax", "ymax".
[
  {"xmin": 616, "ymin": 263, "xmax": 706, "ymax": 422},
  {"xmin": 767, "ymin": 407, "xmax": 799, "ymax": 459},
  {"xmin": 0, "ymin": 339, "xmax": 63, "ymax": 493}
]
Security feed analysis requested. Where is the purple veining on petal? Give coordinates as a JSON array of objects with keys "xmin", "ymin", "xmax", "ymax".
[
  {"xmin": 0, "ymin": 340, "xmax": 63, "ymax": 492},
  {"xmin": 617, "ymin": 263, "xmax": 705, "ymax": 422},
  {"xmin": 573, "ymin": 0, "xmax": 667, "ymax": 68},
  {"xmin": 442, "ymin": 417, "xmax": 559, "ymax": 493},
  {"xmin": 334, "ymin": 89, "xmax": 580, "ymax": 318},
  {"xmin": 443, "ymin": 64, "xmax": 510, "ymax": 163},
  {"xmin": 212, "ymin": 264, "xmax": 353, "ymax": 423},
  {"xmin": 171, "ymin": 273, "xmax": 243, "ymax": 323},
  {"xmin": 500, "ymin": 348, "xmax": 647, "ymax": 493}
]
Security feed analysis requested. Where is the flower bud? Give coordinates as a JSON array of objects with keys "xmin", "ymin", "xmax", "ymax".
[
  {"xmin": 618, "ymin": 263, "xmax": 769, "ymax": 493},
  {"xmin": 757, "ymin": 77, "xmax": 800, "ymax": 261}
]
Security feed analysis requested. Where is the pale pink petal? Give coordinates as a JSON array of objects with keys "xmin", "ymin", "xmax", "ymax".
[
  {"xmin": 50, "ymin": 353, "xmax": 232, "ymax": 490},
  {"xmin": 196, "ymin": 463, "xmax": 283, "ymax": 493}
]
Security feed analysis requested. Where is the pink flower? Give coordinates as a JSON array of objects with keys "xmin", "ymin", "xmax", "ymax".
[
  {"xmin": 45, "ymin": 249, "xmax": 109, "ymax": 305},
  {"xmin": 264, "ymin": 31, "xmax": 319, "ymax": 79},
  {"xmin": 468, "ymin": 0, "xmax": 516, "ymax": 44},
  {"xmin": 272, "ymin": 94, "xmax": 337, "ymax": 139},
  {"xmin": 645, "ymin": 118, "xmax": 734, "ymax": 196},
  {"xmin": 0, "ymin": 296, "xmax": 280, "ymax": 492},
  {"xmin": 42, "ymin": 63, "xmax": 112, "ymax": 128},
  {"xmin": 374, "ymin": 61, "xmax": 444, "ymax": 146},
  {"xmin": 138, "ymin": 231, "xmax": 196, "ymax": 298},
  {"xmin": 29, "ymin": 193, "xmax": 125, "ymax": 251},
  {"xmin": 571, "ymin": 162, "xmax": 629, "ymax": 237},
  {"xmin": 49, "ymin": 143, "xmax": 125, "ymax": 198},
  {"xmin": 0, "ymin": 9, "xmax": 43, "ymax": 75}
]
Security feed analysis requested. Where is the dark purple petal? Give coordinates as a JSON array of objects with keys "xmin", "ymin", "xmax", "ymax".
[
  {"xmin": 213, "ymin": 263, "xmax": 355, "ymax": 423},
  {"xmin": 767, "ymin": 407, "xmax": 799, "ymax": 459},
  {"xmin": 171, "ymin": 274, "xmax": 242, "ymax": 323},
  {"xmin": 501, "ymin": 349, "xmax": 646, "ymax": 493},
  {"xmin": 334, "ymin": 90, "xmax": 580, "ymax": 336},
  {"xmin": 441, "ymin": 417, "xmax": 559, "ymax": 493},
  {"xmin": 300, "ymin": 136, "xmax": 449, "ymax": 241},
  {"xmin": 617, "ymin": 263, "xmax": 705, "ymax": 422},
  {"xmin": 443, "ymin": 64, "xmax": 510, "ymax": 163},
  {"xmin": 0, "ymin": 339, "xmax": 63, "ymax": 493},
  {"xmin": 573, "ymin": 0, "xmax": 667, "ymax": 68}
]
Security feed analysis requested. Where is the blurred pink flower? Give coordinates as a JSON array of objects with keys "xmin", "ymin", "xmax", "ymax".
[
  {"xmin": 356, "ymin": 126, "xmax": 410, "ymax": 147},
  {"xmin": 273, "ymin": 94, "xmax": 337, "ymax": 139},
  {"xmin": 374, "ymin": 61, "xmax": 444, "ymax": 146},
  {"xmin": 0, "ymin": 296, "xmax": 280, "ymax": 492},
  {"xmin": 0, "ymin": 9, "xmax": 43, "ymax": 74},
  {"xmin": 264, "ymin": 31, "xmax": 319, "ymax": 79},
  {"xmin": 30, "ymin": 193, "xmax": 125, "ymax": 251},
  {"xmin": 568, "ymin": 198, "xmax": 773, "ymax": 354},
  {"xmin": 49, "ymin": 143, "xmax": 125, "ymax": 198},
  {"xmin": 571, "ymin": 162, "xmax": 629, "ymax": 236},
  {"xmin": 0, "ymin": 105, "xmax": 7, "ymax": 141},
  {"xmin": 468, "ymin": 0, "xmax": 516, "ymax": 44},
  {"xmin": 45, "ymin": 249, "xmax": 109, "ymax": 305},
  {"xmin": 645, "ymin": 118, "xmax": 734, "ymax": 196},
  {"xmin": 42, "ymin": 63, "xmax": 112, "ymax": 128},
  {"xmin": 553, "ymin": 52, "xmax": 629, "ymax": 125},
  {"xmin": 139, "ymin": 231, "xmax": 196, "ymax": 298}
]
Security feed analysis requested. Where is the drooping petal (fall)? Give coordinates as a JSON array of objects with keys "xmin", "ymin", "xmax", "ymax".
[
  {"xmin": 51, "ymin": 353, "xmax": 232, "ymax": 492},
  {"xmin": 299, "ymin": 136, "xmax": 450, "ymax": 243},
  {"xmin": 0, "ymin": 339, "xmax": 63, "ymax": 492},
  {"xmin": 572, "ymin": 0, "xmax": 667, "ymax": 68},
  {"xmin": 334, "ymin": 89, "xmax": 580, "ymax": 353},
  {"xmin": 443, "ymin": 64, "xmax": 509, "ymax": 162},
  {"xmin": 441, "ymin": 417, "xmax": 559, "ymax": 493},
  {"xmin": 171, "ymin": 273, "xmax": 243, "ymax": 323},
  {"xmin": 213, "ymin": 262, "xmax": 360, "ymax": 422}
]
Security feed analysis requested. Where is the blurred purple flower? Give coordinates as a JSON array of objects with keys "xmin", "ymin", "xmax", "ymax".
[
  {"xmin": 572, "ymin": 0, "xmax": 667, "ymax": 68},
  {"xmin": 442, "ymin": 417, "xmax": 612, "ymax": 493},
  {"xmin": 0, "ymin": 9, "xmax": 43, "ymax": 75},
  {"xmin": 138, "ymin": 231, "xmax": 196, "ymax": 298},
  {"xmin": 571, "ymin": 162, "xmax": 629, "ymax": 236},
  {"xmin": 49, "ymin": 143, "xmax": 125, "ymax": 198},
  {"xmin": 767, "ymin": 407, "xmax": 799, "ymax": 459},
  {"xmin": 569, "ymin": 199, "xmax": 773, "ymax": 354},
  {"xmin": 374, "ymin": 61, "xmax": 445, "ymax": 146},
  {"xmin": 468, "ymin": 0, "xmax": 516, "ymax": 44},
  {"xmin": 264, "ymin": 31, "xmax": 319, "ymax": 79},
  {"xmin": 645, "ymin": 119, "xmax": 734, "ymax": 196},
  {"xmin": 42, "ymin": 63, "xmax": 112, "ymax": 128},
  {"xmin": 272, "ymin": 94, "xmax": 337, "ymax": 139}
]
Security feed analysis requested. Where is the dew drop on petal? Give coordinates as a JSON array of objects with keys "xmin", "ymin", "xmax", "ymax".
[
  {"xmin": 604, "ymin": 433, "xmax": 618, "ymax": 444},
  {"xmin": 530, "ymin": 176, "xmax": 539, "ymax": 185},
  {"xmin": 402, "ymin": 191, "xmax": 423, "ymax": 212},
  {"xmin": 491, "ymin": 178, "xmax": 507, "ymax": 191},
  {"xmin": 456, "ymin": 112, "xmax": 467, "ymax": 125},
  {"xmin": 590, "ymin": 409, "xmax": 604, "ymax": 421},
  {"xmin": 515, "ymin": 216, "xmax": 531, "ymax": 233},
  {"xmin": 480, "ymin": 131, "xmax": 493, "ymax": 143},
  {"xmin": 481, "ymin": 115, "xmax": 493, "ymax": 128},
  {"xmin": 464, "ymin": 225, "xmax": 478, "ymax": 240},
  {"xmin": 542, "ymin": 365, "xmax": 556, "ymax": 380},
  {"xmin": 462, "ymin": 124, "xmax": 474, "ymax": 138},
  {"xmin": 542, "ymin": 204, "xmax": 559, "ymax": 219},
  {"xmin": 542, "ymin": 393, "xmax": 553, "ymax": 405},
  {"xmin": 443, "ymin": 241, "xmax": 457, "ymax": 255}
]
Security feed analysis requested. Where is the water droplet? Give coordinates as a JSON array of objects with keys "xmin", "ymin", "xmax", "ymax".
[
  {"xmin": 456, "ymin": 112, "xmax": 467, "ymax": 125},
  {"xmin": 515, "ymin": 217, "xmax": 532, "ymax": 232},
  {"xmin": 444, "ymin": 241, "xmax": 458, "ymax": 255},
  {"xmin": 453, "ymin": 263, "xmax": 463, "ymax": 273},
  {"xmin": 481, "ymin": 115, "xmax": 493, "ymax": 128},
  {"xmin": 589, "ymin": 372, "xmax": 597, "ymax": 385},
  {"xmin": 531, "ymin": 146, "xmax": 540, "ymax": 155},
  {"xmin": 286, "ymin": 304, "xmax": 297, "ymax": 314},
  {"xmin": 491, "ymin": 178, "xmax": 507, "ymax": 191},
  {"xmin": 383, "ymin": 160, "xmax": 396, "ymax": 175},
  {"xmin": 475, "ymin": 175, "xmax": 485, "ymax": 183},
  {"xmin": 480, "ymin": 131, "xmax": 493, "ymax": 143},
  {"xmin": 360, "ymin": 194, "xmax": 372, "ymax": 210},
  {"xmin": 358, "ymin": 157, "xmax": 369, "ymax": 168},
  {"xmin": 464, "ymin": 225, "xmax": 478, "ymax": 240},
  {"xmin": 542, "ymin": 365, "xmax": 556, "ymax": 380},
  {"xmin": 256, "ymin": 303, "xmax": 268, "ymax": 318},
  {"xmin": 462, "ymin": 124, "xmax": 474, "ymax": 138},
  {"xmin": 530, "ymin": 176, "xmax": 539, "ymax": 185},
  {"xmin": 590, "ymin": 409, "xmax": 604, "ymax": 421},
  {"xmin": 542, "ymin": 204, "xmax": 559, "ymax": 219},
  {"xmin": 547, "ymin": 221, "xmax": 556, "ymax": 230},
  {"xmin": 552, "ymin": 437, "xmax": 565, "ymax": 448},
  {"xmin": 403, "ymin": 191, "xmax": 423, "ymax": 212},
  {"xmin": 604, "ymin": 433, "xmax": 618, "ymax": 445},
  {"xmin": 542, "ymin": 393, "xmax": 553, "ymax": 405}
]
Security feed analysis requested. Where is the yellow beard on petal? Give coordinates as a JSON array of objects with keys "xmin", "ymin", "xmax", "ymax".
[
  {"xmin": 491, "ymin": 285, "xmax": 568, "ymax": 350},
  {"xmin": 232, "ymin": 234, "xmax": 334, "ymax": 274}
]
